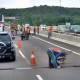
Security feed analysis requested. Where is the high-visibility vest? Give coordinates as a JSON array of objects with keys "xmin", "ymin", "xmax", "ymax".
[
  {"xmin": 48, "ymin": 28, "xmax": 52, "ymax": 32},
  {"xmin": 52, "ymin": 48, "xmax": 61, "ymax": 52},
  {"xmin": 25, "ymin": 28, "xmax": 30, "ymax": 33}
]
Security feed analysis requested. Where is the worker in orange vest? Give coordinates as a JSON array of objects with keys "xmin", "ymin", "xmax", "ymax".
[
  {"xmin": 25, "ymin": 27, "xmax": 30, "ymax": 40},
  {"xmin": 48, "ymin": 26, "xmax": 52, "ymax": 38},
  {"xmin": 47, "ymin": 47, "xmax": 64, "ymax": 69}
]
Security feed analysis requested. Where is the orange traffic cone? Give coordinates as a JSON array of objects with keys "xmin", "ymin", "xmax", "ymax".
[
  {"xmin": 30, "ymin": 50, "xmax": 36, "ymax": 66},
  {"xmin": 17, "ymin": 39, "xmax": 21, "ymax": 48}
]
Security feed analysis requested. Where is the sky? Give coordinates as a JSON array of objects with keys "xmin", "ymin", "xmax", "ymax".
[{"xmin": 0, "ymin": 0, "xmax": 80, "ymax": 9}]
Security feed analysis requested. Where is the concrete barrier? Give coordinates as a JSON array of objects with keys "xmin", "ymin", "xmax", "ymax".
[{"xmin": 39, "ymin": 30, "xmax": 80, "ymax": 47}]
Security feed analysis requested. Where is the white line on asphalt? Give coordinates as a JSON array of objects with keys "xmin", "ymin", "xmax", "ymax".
[
  {"xmin": 19, "ymin": 50, "xmax": 26, "ymax": 58},
  {"xmin": 36, "ymin": 75, "xmax": 43, "ymax": 80},
  {"xmin": 14, "ymin": 44, "xmax": 18, "ymax": 48},
  {"xmin": 16, "ymin": 67, "xmax": 32, "ymax": 70},
  {"xmin": 19, "ymin": 50, "xmax": 30, "ymax": 65},
  {"xmin": 14, "ymin": 44, "xmax": 30, "ymax": 65},
  {"xmin": 32, "ymin": 36, "xmax": 80, "ymax": 55}
]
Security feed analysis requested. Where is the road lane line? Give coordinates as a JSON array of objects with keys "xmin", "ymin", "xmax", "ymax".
[
  {"xmin": 0, "ymin": 68, "xmax": 32, "ymax": 70},
  {"xmin": 14, "ymin": 44, "xmax": 30, "ymax": 64},
  {"xmin": 32, "ymin": 36, "xmax": 80, "ymax": 55},
  {"xmin": 16, "ymin": 67, "xmax": 32, "ymax": 70},
  {"xmin": 36, "ymin": 75, "xmax": 43, "ymax": 80},
  {"xmin": 14, "ymin": 44, "xmax": 18, "ymax": 48},
  {"xmin": 19, "ymin": 50, "xmax": 30, "ymax": 65},
  {"xmin": 19, "ymin": 50, "xmax": 26, "ymax": 58}
]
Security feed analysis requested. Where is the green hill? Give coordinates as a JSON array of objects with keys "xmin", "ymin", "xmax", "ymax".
[{"xmin": 0, "ymin": 5, "xmax": 80, "ymax": 25}]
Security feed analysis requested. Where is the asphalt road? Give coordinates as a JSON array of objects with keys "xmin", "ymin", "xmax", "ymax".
[{"xmin": 0, "ymin": 32, "xmax": 80, "ymax": 80}]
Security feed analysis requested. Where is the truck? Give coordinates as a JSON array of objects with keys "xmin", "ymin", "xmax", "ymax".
[
  {"xmin": 10, "ymin": 21, "xmax": 18, "ymax": 30},
  {"xmin": 10, "ymin": 21, "xmax": 18, "ymax": 35}
]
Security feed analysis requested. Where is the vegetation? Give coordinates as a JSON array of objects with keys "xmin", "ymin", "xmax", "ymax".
[{"xmin": 0, "ymin": 5, "xmax": 80, "ymax": 26}]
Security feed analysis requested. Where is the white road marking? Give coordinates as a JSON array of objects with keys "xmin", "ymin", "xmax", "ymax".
[
  {"xmin": 0, "ymin": 67, "xmax": 32, "ymax": 70},
  {"xmin": 19, "ymin": 50, "xmax": 26, "ymax": 58},
  {"xmin": 32, "ymin": 36, "xmax": 80, "ymax": 55},
  {"xmin": 16, "ymin": 67, "xmax": 32, "ymax": 70},
  {"xmin": 14, "ymin": 44, "xmax": 18, "ymax": 48},
  {"xmin": 36, "ymin": 75, "xmax": 43, "ymax": 80},
  {"xmin": 19, "ymin": 50, "xmax": 30, "ymax": 65},
  {"xmin": 14, "ymin": 44, "xmax": 30, "ymax": 64}
]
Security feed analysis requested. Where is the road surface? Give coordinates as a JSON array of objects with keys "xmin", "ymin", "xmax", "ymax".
[{"xmin": 0, "ymin": 32, "xmax": 80, "ymax": 80}]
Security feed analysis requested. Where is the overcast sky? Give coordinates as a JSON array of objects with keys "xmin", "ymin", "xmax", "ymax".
[{"xmin": 0, "ymin": 0, "xmax": 80, "ymax": 9}]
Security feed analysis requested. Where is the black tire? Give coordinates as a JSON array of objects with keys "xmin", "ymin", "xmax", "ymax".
[
  {"xmin": 10, "ymin": 55, "xmax": 16, "ymax": 61},
  {"xmin": 12, "ymin": 55, "xmax": 16, "ymax": 61}
]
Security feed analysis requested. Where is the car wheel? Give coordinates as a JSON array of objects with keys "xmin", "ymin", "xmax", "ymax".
[
  {"xmin": 12, "ymin": 55, "xmax": 16, "ymax": 61},
  {"xmin": 10, "ymin": 55, "xmax": 16, "ymax": 61}
]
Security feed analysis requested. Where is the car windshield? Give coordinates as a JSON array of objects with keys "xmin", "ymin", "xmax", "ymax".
[
  {"xmin": 58, "ymin": 25, "xmax": 69, "ymax": 30},
  {"xmin": 75, "ymin": 26, "xmax": 80, "ymax": 30},
  {"xmin": 71, "ymin": 25, "xmax": 80, "ymax": 30},
  {"xmin": 0, "ymin": 34, "xmax": 11, "ymax": 43},
  {"xmin": 59, "ymin": 26, "xmax": 65, "ymax": 30}
]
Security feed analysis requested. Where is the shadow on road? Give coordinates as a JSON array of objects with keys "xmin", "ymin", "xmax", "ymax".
[
  {"xmin": 30, "ymin": 65, "xmax": 80, "ymax": 69},
  {"xmin": 0, "ymin": 58, "xmax": 15, "ymax": 63}
]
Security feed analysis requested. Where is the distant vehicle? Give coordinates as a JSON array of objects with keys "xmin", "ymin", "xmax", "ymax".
[
  {"xmin": 10, "ymin": 21, "xmax": 18, "ymax": 36},
  {"xmin": 10, "ymin": 21, "xmax": 18, "ymax": 30},
  {"xmin": 0, "ymin": 31, "xmax": 16, "ymax": 61},
  {"xmin": 52, "ymin": 26, "xmax": 61, "ymax": 32},
  {"xmin": 70, "ymin": 25, "xmax": 80, "ymax": 34},
  {"xmin": 25, "ymin": 24, "xmax": 30, "ymax": 28},
  {"xmin": 58, "ymin": 25, "xmax": 70, "ymax": 33},
  {"xmin": 40, "ymin": 24, "xmax": 47, "ymax": 30}
]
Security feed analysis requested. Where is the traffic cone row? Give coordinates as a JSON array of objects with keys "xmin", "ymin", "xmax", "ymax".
[
  {"xmin": 17, "ymin": 39, "xmax": 36, "ymax": 66},
  {"xmin": 30, "ymin": 50, "xmax": 36, "ymax": 66}
]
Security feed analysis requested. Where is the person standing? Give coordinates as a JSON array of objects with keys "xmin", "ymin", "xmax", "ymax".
[
  {"xmin": 33, "ymin": 26, "xmax": 36, "ymax": 35},
  {"xmin": 25, "ymin": 27, "xmax": 30, "ymax": 40},
  {"xmin": 48, "ymin": 26, "xmax": 52, "ymax": 39},
  {"xmin": 36, "ymin": 26, "xmax": 39, "ymax": 35}
]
